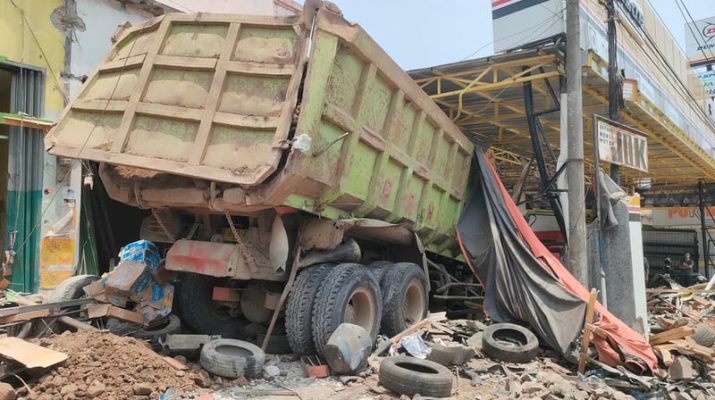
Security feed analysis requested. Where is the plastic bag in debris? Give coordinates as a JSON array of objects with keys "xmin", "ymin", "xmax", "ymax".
[{"xmin": 391, "ymin": 333, "xmax": 430, "ymax": 359}]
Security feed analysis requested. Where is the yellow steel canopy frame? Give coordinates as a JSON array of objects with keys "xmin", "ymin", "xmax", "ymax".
[{"xmin": 410, "ymin": 46, "xmax": 715, "ymax": 189}]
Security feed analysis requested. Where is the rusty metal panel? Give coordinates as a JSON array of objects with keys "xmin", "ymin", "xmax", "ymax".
[
  {"xmin": 46, "ymin": 13, "xmax": 307, "ymax": 186},
  {"xmin": 283, "ymin": 9, "xmax": 474, "ymax": 254},
  {"xmin": 47, "ymin": 9, "xmax": 473, "ymax": 259}
]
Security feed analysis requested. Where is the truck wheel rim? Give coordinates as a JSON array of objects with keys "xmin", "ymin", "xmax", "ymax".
[
  {"xmin": 403, "ymin": 279, "xmax": 425, "ymax": 325},
  {"xmin": 344, "ymin": 287, "xmax": 375, "ymax": 332}
]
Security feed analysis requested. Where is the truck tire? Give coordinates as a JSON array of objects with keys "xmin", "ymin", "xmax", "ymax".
[
  {"xmin": 200, "ymin": 339, "xmax": 265, "ymax": 378},
  {"xmin": 132, "ymin": 314, "xmax": 181, "ymax": 340},
  {"xmin": 176, "ymin": 273, "xmax": 243, "ymax": 338},
  {"xmin": 378, "ymin": 355, "xmax": 453, "ymax": 398},
  {"xmin": 46, "ymin": 275, "xmax": 99, "ymax": 303},
  {"xmin": 367, "ymin": 260, "xmax": 392, "ymax": 281},
  {"xmin": 482, "ymin": 323, "xmax": 539, "ymax": 363},
  {"xmin": 380, "ymin": 262, "xmax": 429, "ymax": 336},
  {"xmin": 311, "ymin": 264, "xmax": 381, "ymax": 356},
  {"xmin": 285, "ymin": 264, "xmax": 331, "ymax": 355}
]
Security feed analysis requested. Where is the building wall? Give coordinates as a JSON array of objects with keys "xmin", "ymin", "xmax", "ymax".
[
  {"xmin": 0, "ymin": 0, "xmax": 67, "ymax": 292},
  {"xmin": 491, "ymin": 0, "xmax": 715, "ymax": 160},
  {"xmin": 581, "ymin": 0, "xmax": 715, "ymax": 159}
]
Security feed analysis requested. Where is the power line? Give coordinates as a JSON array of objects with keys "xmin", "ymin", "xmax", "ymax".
[
  {"xmin": 459, "ymin": 7, "xmax": 565, "ymax": 61},
  {"xmin": 675, "ymin": 0, "xmax": 715, "ymax": 65}
]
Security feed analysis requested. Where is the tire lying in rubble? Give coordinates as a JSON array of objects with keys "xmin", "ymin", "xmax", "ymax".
[
  {"xmin": 46, "ymin": 274, "xmax": 99, "ymax": 303},
  {"xmin": 692, "ymin": 323, "xmax": 715, "ymax": 347},
  {"xmin": 133, "ymin": 314, "xmax": 181, "ymax": 340},
  {"xmin": 482, "ymin": 322, "xmax": 539, "ymax": 363},
  {"xmin": 378, "ymin": 355, "xmax": 453, "ymax": 398},
  {"xmin": 311, "ymin": 264, "xmax": 381, "ymax": 356},
  {"xmin": 200, "ymin": 339, "xmax": 265, "ymax": 378},
  {"xmin": 379, "ymin": 262, "xmax": 429, "ymax": 337},
  {"xmin": 106, "ymin": 314, "xmax": 181, "ymax": 337},
  {"xmin": 176, "ymin": 273, "xmax": 243, "ymax": 338},
  {"xmin": 285, "ymin": 264, "xmax": 332, "ymax": 355},
  {"xmin": 45, "ymin": 274, "xmax": 100, "ymax": 332}
]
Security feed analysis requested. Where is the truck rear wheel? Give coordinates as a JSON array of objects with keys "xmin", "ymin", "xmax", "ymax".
[
  {"xmin": 285, "ymin": 264, "xmax": 331, "ymax": 355},
  {"xmin": 176, "ymin": 273, "xmax": 243, "ymax": 338},
  {"xmin": 380, "ymin": 263, "xmax": 429, "ymax": 336},
  {"xmin": 311, "ymin": 264, "xmax": 381, "ymax": 356}
]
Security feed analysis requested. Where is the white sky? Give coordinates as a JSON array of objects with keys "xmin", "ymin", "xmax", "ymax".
[{"xmin": 318, "ymin": 0, "xmax": 715, "ymax": 70}]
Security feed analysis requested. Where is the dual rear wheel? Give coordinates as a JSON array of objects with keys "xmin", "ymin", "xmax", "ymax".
[{"xmin": 286, "ymin": 261, "xmax": 428, "ymax": 356}]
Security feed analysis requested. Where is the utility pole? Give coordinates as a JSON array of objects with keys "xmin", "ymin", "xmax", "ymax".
[
  {"xmin": 607, "ymin": 0, "xmax": 622, "ymax": 185},
  {"xmin": 566, "ymin": 0, "xmax": 588, "ymax": 287},
  {"xmin": 699, "ymin": 181, "xmax": 710, "ymax": 278}
]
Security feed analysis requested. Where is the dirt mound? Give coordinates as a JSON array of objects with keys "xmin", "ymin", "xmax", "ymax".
[{"xmin": 29, "ymin": 331, "xmax": 198, "ymax": 399}]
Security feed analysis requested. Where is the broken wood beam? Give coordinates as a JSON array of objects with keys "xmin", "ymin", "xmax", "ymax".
[
  {"xmin": 578, "ymin": 289, "xmax": 598, "ymax": 374},
  {"xmin": 649, "ymin": 325, "xmax": 695, "ymax": 346},
  {"xmin": 58, "ymin": 316, "xmax": 98, "ymax": 331}
]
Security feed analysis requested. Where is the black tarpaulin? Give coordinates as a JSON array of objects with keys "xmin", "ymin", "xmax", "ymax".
[{"xmin": 457, "ymin": 151, "xmax": 586, "ymax": 354}]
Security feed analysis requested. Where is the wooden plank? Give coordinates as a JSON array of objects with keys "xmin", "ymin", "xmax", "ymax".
[
  {"xmin": 654, "ymin": 345, "xmax": 674, "ymax": 367},
  {"xmin": 649, "ymin": 325, "xmax": 695, "ymax": 346},
  {"xmin": 86, "ymin": 304, "xmax": 144, "ymax": 325},
  {"xmin": 0, "ymin": 112, "xmax": 54, "ymax": 131},
  {"xmin": 0, "ymin": 309, "xmax": 49, "ymax": 324},
  {"xmin": 578, "ymin": 289, "xmax": 598, "ymax": 374},
  {"xmin": 0, "ymin": 337, "xmax": 67, "ymax": 368}
]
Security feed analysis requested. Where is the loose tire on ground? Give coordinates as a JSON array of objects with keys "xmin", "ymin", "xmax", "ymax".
[
  {"xmin": 692, "ymin": 323, "xmax": 715, "ymax": 347},
  {"xmin": 380, "ymin": 262, "xmax": 429, "ymax": 337},
  {"xmin": 176, "ymin": 273, "xmax": 243, "ymax": 338},
  {"xmin": 132, "ymin": 314, "xmax": 181, "ymax": 340},
  {"xmin": 378, "ymin": 355, "xmax": 453, "ymax": 398},
  {"xmin": 200, "ymin": 339, "xmax": 265, "ymax": 378},
  {"xmin": 285, "ymin": 264, "xmax": 332, "ymax": 355},
  {"xmin": 482, "ymin": 323, "xmax": 539, "ymax": 363},
  {"xmin": 46, "ymin": 275, "xmax": 99, "ymax": 303},
  {"xmin": 311, "ymin": 264, "xmax": 381, "ymax": 356}
]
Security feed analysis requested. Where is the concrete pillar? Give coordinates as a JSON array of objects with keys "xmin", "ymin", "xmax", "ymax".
[{"xmin": 602, "ymin": 194, "xmax": 648, "ymax": 335}]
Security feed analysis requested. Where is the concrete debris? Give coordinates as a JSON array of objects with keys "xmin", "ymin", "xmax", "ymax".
[
  {"xmin": 668, "ymin": 356, "xmax": 698, "ymax": 381},
  {"xmin": 426, "ymin": 343, "xmax": 476, "ymax": 366},
  {"xmin": 323, "ymin": 323, "xmax": 371, "ymax": 375},
  {"xmin": 0, "ymin": 383, "xmax": 16, "ymax": 400}
]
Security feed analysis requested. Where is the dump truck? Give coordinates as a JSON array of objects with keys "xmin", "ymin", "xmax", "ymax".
[{"xmin": 45, "ymin": 3, "xmax": 476, "ymax": 356}]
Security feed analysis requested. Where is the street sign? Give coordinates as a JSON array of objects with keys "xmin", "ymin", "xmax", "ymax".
[{"xmin": 595, "ymin": 116, "xmax": 648, "ymax": 173}]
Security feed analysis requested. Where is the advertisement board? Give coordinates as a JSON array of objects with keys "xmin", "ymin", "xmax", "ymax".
[
  {"xmin": 595, "ymin": 116, "xmax": 648, "ymax": 173},
  {"xmin": 685, "ymin": 16, "xmax": 715, "ymax": 67}
]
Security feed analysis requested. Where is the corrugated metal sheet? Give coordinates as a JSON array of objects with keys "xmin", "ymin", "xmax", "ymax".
[{"xmin": 7, "ymin": 68, "xmax": 44, "ymax": 293}]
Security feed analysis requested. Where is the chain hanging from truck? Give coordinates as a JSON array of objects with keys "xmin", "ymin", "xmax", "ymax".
[{"xmin": 224, "ymin": 210, "xmax": 258, "ymax": 272}]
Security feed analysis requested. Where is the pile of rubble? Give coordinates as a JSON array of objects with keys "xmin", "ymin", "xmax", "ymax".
[
  {"xmin": 24, "ymin": 331, "xmax": 204, "ymax": 399},
  {"xmin": 645, "ymin": 284, "xmax": 715, "ymax": 398}
]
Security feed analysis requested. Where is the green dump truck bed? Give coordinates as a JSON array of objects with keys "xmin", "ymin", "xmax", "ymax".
[{"xmin": 46, "ymin": 9, "xmax": 473, "ymax": 258}]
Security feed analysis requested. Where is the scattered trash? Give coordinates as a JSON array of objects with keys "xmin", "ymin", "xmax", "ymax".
[
  {"xmin": 300, "ymin": 355, "xmax": 330, "ymax": 378},
  {"xmin": 262, "ymin": 365, "xmax": 281, "ymax": 380},
  {"xmin": 396, "ymin": 332, "xmax": 430, "ymax": 358}
]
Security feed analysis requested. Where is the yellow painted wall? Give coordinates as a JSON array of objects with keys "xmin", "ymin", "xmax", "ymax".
[{"xmin": 0, "ymin": 0, "xmax": 66, "ymax": 116}]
